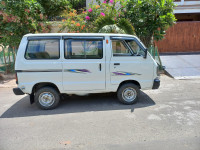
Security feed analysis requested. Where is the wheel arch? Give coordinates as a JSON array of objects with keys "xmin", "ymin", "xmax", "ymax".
[
  {"xmin": 32, "ymin": 82, "xmax": 60, "ymax": 94},
  {"xmin": 117, "ymin": 80, "xmax": 141, "ymax": 91}
]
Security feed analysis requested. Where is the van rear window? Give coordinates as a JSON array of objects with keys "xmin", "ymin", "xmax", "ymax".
[{"xmin": 25, "ymin": 39, "xmax": 59, "ymax": 59}]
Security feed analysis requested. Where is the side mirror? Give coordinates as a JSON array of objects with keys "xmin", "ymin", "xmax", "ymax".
[{"xmin": 143, "ymin": 48, "xmax": 147, "ymax": 59}]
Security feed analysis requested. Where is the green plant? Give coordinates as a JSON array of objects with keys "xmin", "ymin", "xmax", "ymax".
[
  {"xmin": 0, "ymin": 0, "xmax": 50, "ymax": 47},
  {"xmin": 36, "ymin": 0, "xmax": 70, "ymax": 18},
  {"xmin": 117, "ymin": 18, "xmax": 135, "ymax": 35},
  {"xmin": 60, "ymin": 0, "xmax": 135, "ymax": 34},
  {"xmin": 69, "ymin": 0, "xmax": 86, "ymax": 10},
  {"xmin": 95, "ymin": 16, "xmax": 135, "ymax": 34},
  {"xmin": 99, "ymin": 24, "xmax": 126, "ymax": 34},
  {"xmin": 86, "ymin": 0, "xmax": 135, "ymax": 34},
  {"xmin": 60, "ymin": 9, "xmax": 87, "ymax": 33},
  {"xmin": 94, "ymin": 15, "xmax": 115, "ymax": 32},
  {"xmin": 126, "ymin": 0, "xmax": 176, "ymax": 47}
]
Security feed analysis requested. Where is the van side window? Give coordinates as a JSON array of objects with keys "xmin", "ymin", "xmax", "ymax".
[
  {"xmin": 112, "ymin": 40, "xmax": 132, "ymax": 56},
  {"xmin": 25, "ymin": 40, "xmax": 59, "ymax": 59},
  {"xmin": 65, "ymin": 40, "xmax": 103, "ymax": 59}
]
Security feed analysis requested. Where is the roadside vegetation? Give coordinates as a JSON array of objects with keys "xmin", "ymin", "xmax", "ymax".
[{"xmin": 0, "ymin": 0, "xmax": 176, "ymax": 73}]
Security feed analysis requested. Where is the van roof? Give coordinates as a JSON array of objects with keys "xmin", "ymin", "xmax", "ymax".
[{"xmin": 24, "ymin": 33, "xmax": 136, "ymax": 37}]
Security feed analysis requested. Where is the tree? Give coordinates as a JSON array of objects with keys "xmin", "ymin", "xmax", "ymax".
[
  {"xmin": 36, "ymin": 0, "xmax": 70, "ymax": 18},
  {"xmin": 69, "ymin": 0, "xmax": 86, "ymax": 10},
  {"xmin": 126, "ymin": 0, "xmax": 176, "ymax": 47},
  {"xmin": 0, "ymin": 0, "xmax": 50, "ymax": 47}
]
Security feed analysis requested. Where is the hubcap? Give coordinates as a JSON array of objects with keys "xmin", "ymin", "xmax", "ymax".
[
  {"xmin": 39, "ymin": 92, "xmax": 55, "ymax": 107},
  {"xmin": 122, "ymin": 87, "xmax": 137, "ymax": 102}
]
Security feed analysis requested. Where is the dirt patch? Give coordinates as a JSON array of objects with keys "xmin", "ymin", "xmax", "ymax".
[
  {"xmin": 0, "ymin": 73, "xmax": 15, "ymax": 81},
  {"xmin": 0, "ymin": 73, "xmax": 16, "ymax": 88},
  {"xmin": 0, "ymin": 74, "xmax": 4, "ymax": 80},
  {"xmin": 0, "ymin": 79, "xmax": 16, "ymax": 88}
]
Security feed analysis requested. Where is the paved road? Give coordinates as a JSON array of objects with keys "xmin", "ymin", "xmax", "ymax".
[{"xmin": 0, "ymin": 75, "xmax": 200, "ymax": 150}]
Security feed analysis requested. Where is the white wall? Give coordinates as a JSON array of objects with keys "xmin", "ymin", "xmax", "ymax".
[{"xmin": 174, "ymin": 0, "xmax": 200, "ymax": 14}]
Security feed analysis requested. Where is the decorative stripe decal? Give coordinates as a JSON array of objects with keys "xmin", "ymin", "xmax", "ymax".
[
  {"xmin": 65, "ymin": 69, "xmax": 90, "ymax": 73},
  {"xmin": 112, "ymin": 71, "xmax": 141, "ymax": 76},
  {"xmin": 15, "ymin": 69, "xmax": 62, "ymax": 72}
]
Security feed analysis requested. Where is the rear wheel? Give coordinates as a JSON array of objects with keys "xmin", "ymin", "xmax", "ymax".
[
  {"xmin": 117, "ymin": 83, "xmax": 140, "ymax": 104},
  {"xmin": 35, "ymin": 86, "xmax": 60, "ymax": 110}
]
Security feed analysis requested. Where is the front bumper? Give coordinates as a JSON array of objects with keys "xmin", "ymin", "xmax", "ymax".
[
  {"xmin": 13, "ymin": 88, "xmax": 25, "ymax": 95},
  {"xmin": 152, "ymin": 78, "xmax": 160, "ymax": 89}
]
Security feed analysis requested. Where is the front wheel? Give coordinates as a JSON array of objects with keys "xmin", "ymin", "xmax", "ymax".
[
  {"xmin": 117, "ymin": 83, "xmax": 140, "ymax": 104},
  {"xmin": 35, "ymin": 87, "xmax": 60, "ymax": 110}
]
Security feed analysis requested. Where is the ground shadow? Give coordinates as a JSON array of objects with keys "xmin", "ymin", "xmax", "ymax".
[{"xmin": 1, "ymin": 91, "xmax": 155, "ymax": 118}]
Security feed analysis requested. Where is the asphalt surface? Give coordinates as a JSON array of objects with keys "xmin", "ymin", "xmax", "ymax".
[{"xmin": 0, "ymin": 75, "xmax": 200, "ymax": 150}]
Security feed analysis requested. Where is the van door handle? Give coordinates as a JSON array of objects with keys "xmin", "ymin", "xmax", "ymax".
[
  {"xmin": 114, "ymin": 63, "xmax": 120, "ymax": 65},
  {"xmin": 99, "ymin": 63, "xmax": 101, "ymax": 71}
]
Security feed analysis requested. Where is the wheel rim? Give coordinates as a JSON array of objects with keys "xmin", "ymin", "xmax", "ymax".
[
  {"xmin": 122, "ymin": 87, "xmax": 137, "ymax": 102},
  {"xmin": 38, "ymin": 92, "xmax": 55, "ymax": 107}
]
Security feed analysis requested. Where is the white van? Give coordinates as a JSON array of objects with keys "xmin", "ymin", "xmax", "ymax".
[{"xmin": 13, "ymin": 33, "xmax": 160, "ymax": 109}]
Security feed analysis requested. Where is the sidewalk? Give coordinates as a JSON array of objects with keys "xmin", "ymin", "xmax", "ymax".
[
  {"xmin": 0, "ymin": 79, "xmax": 17, "ymax": 88},
  {"xmin": 160, "ymin": 54, "xmax": 200, "ymax": 79}
]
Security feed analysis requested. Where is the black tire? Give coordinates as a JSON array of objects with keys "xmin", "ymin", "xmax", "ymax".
[
  {"xmin": 117, "ymin": 83, "xmax": 140, "ymax": 105},
  {"xmin": 34, "ymin": 86, "xmax": 60, "ymax": 110}
]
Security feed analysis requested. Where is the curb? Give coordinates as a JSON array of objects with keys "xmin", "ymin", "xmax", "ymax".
[{"xmin": 174, "ymin": 76, "xmax": 200, "ymax": 80}]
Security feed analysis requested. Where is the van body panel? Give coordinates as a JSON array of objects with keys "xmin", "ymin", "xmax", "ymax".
[
  {"xmin": 109, "ymin": 56, "xmax": 154, "ymax": 89},
  {"xmin": 62, "ymin": 37, "xmax": 106, "ymax": 91},
  {"xmin": 17, "ymin": 72, "xmax": 63, "ymax": 94},
  {"xmin": 62, "ymin": 60, "xmax": 106, "ymax": 91},
  {"xmin": 109, "ymin": 36, "xmax": 154, "ymax": 90},
  {"xmin": 15, "ymin": 36, "xmax": 63, "ymax": 94}
]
